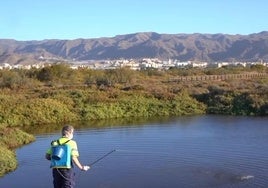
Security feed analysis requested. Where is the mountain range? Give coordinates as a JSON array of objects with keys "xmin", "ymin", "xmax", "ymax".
[{"xmin": 1, "ymin": 31, "xmax": 268, "ymax": 65}]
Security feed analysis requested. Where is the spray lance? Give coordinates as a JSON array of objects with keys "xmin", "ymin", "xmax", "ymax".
[
  {"xmin": 89, "ymin": 149, "xmax": 116, "ymax": 167},
  {"xmin": 82, "ymin": 149, "xmax": 116, "ymax": 171}
]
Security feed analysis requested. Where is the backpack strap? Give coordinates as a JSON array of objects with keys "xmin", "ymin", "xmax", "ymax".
[
  {"xmin": 51, "ymin": 139, "xmax": 70, "ymax": 146},
  {"xmin": 63, "ymin": 140, "xmax": 70, "ymax": 145}
]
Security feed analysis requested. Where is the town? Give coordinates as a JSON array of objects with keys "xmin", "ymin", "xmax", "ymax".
[{"xmin": 1, "ymin": 57, "xmax": 267, "ymax": 70}]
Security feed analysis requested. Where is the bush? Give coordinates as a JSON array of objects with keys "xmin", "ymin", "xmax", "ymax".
[
  {"xmin": 79, "ymin": 93, "xmax": 206, "ymax": 120},
  {"xmin": 0, "ymin": 95, "xmax": 78, "ymax": 126},
  {"xmin": 0, "ymin": 145, "xmax": 17, "ymax": 177},
  {"xmin": 0, "ymin": 125, "xmax": 35, "ymax": 177}
]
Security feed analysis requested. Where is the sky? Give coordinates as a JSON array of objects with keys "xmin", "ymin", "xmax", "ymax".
[{"xmin": 1, "ymin": 0, "xmax": 268, "ymax": 41}]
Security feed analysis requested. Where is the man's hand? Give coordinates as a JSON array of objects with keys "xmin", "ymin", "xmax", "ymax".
[{"xmin": 82, "ymin": 165, "xmax": 90, "ymax": 171}]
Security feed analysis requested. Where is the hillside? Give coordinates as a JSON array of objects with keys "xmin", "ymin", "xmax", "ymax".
[{"xmin": 0, "ymin": 31, "xmax": 268, "ymax": 65}]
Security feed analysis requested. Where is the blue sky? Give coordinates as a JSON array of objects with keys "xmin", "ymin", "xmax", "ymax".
[{"xmin": 1, "ymin": 0, "xmax": 268, "ymax": 40}]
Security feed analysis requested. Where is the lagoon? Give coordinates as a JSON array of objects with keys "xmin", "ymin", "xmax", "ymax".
[{"xmin": 0, "ymin": 115, "xmax": 268, "ymax": 188}]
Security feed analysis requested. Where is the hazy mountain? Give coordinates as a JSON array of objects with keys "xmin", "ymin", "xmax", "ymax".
[{"xmin": 1, "ymin": 31, "xmax": 268, "ymax": 65}]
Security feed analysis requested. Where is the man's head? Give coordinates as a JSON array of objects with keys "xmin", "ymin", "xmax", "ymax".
[{"xmin": 62, "ymin": 125, "xmax": 74, "ymax": 139}]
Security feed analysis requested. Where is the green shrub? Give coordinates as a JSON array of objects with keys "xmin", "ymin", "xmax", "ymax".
[
  {"xmin": 0, "ymin": 145, "xmax": 17, "ymax": 177},
  {"xmin": 79, "ymin": 93, "xmax": 206, "ymax": 120},
  {"xmin": 0, "ymin": 125, "xmax": 35, "ymax": 177},
  {"xmin": 0, "ymin": 96, "xmax": 78, "ymax": 126}
]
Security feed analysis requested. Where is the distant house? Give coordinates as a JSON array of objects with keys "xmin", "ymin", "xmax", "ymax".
[
  {"xmin": 0, "ymin": 63, "xmax": 12, "ymax": 69},
  {"xmin": 191, "ymin": 62, "xmax": 208, "ymax": 68}
]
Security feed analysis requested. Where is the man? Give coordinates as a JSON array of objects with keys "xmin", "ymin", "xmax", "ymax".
[{"xmin": 46, "ymin": 125, "xmax": 90, "ymax": 188}]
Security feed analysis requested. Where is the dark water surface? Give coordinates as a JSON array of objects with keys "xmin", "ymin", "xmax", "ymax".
[{"xmin": 0, "ymin": 115, "xmax": 268, "ymax": 188}]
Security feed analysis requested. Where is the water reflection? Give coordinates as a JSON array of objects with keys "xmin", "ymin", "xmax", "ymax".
[{"xmin": 22, "ymin": 116, "xmax": 181, "ymax": 134}]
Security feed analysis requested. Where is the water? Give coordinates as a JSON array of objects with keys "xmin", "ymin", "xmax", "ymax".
[{"xmin": 0, "ymin": 115, "xmax": 268, "ymax": 188}]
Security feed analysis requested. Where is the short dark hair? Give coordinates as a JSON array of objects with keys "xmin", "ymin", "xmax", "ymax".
[{"xmin": 62, "ymin": 125, "xmax": 74, "ymax": 136}]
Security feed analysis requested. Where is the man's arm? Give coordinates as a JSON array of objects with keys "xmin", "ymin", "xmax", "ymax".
[{"xmin": 72, "ymin": 156, "xmax": 90, "ymax": 171}]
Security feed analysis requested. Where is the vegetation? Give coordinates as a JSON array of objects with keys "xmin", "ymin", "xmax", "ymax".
[
  {"xmin": 0, "ymin": 64, "xmax": 267, "ymax": 176},
  {"xmin": 0, "ymin": 125, "xmax": 35, "ymax": 176}
]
